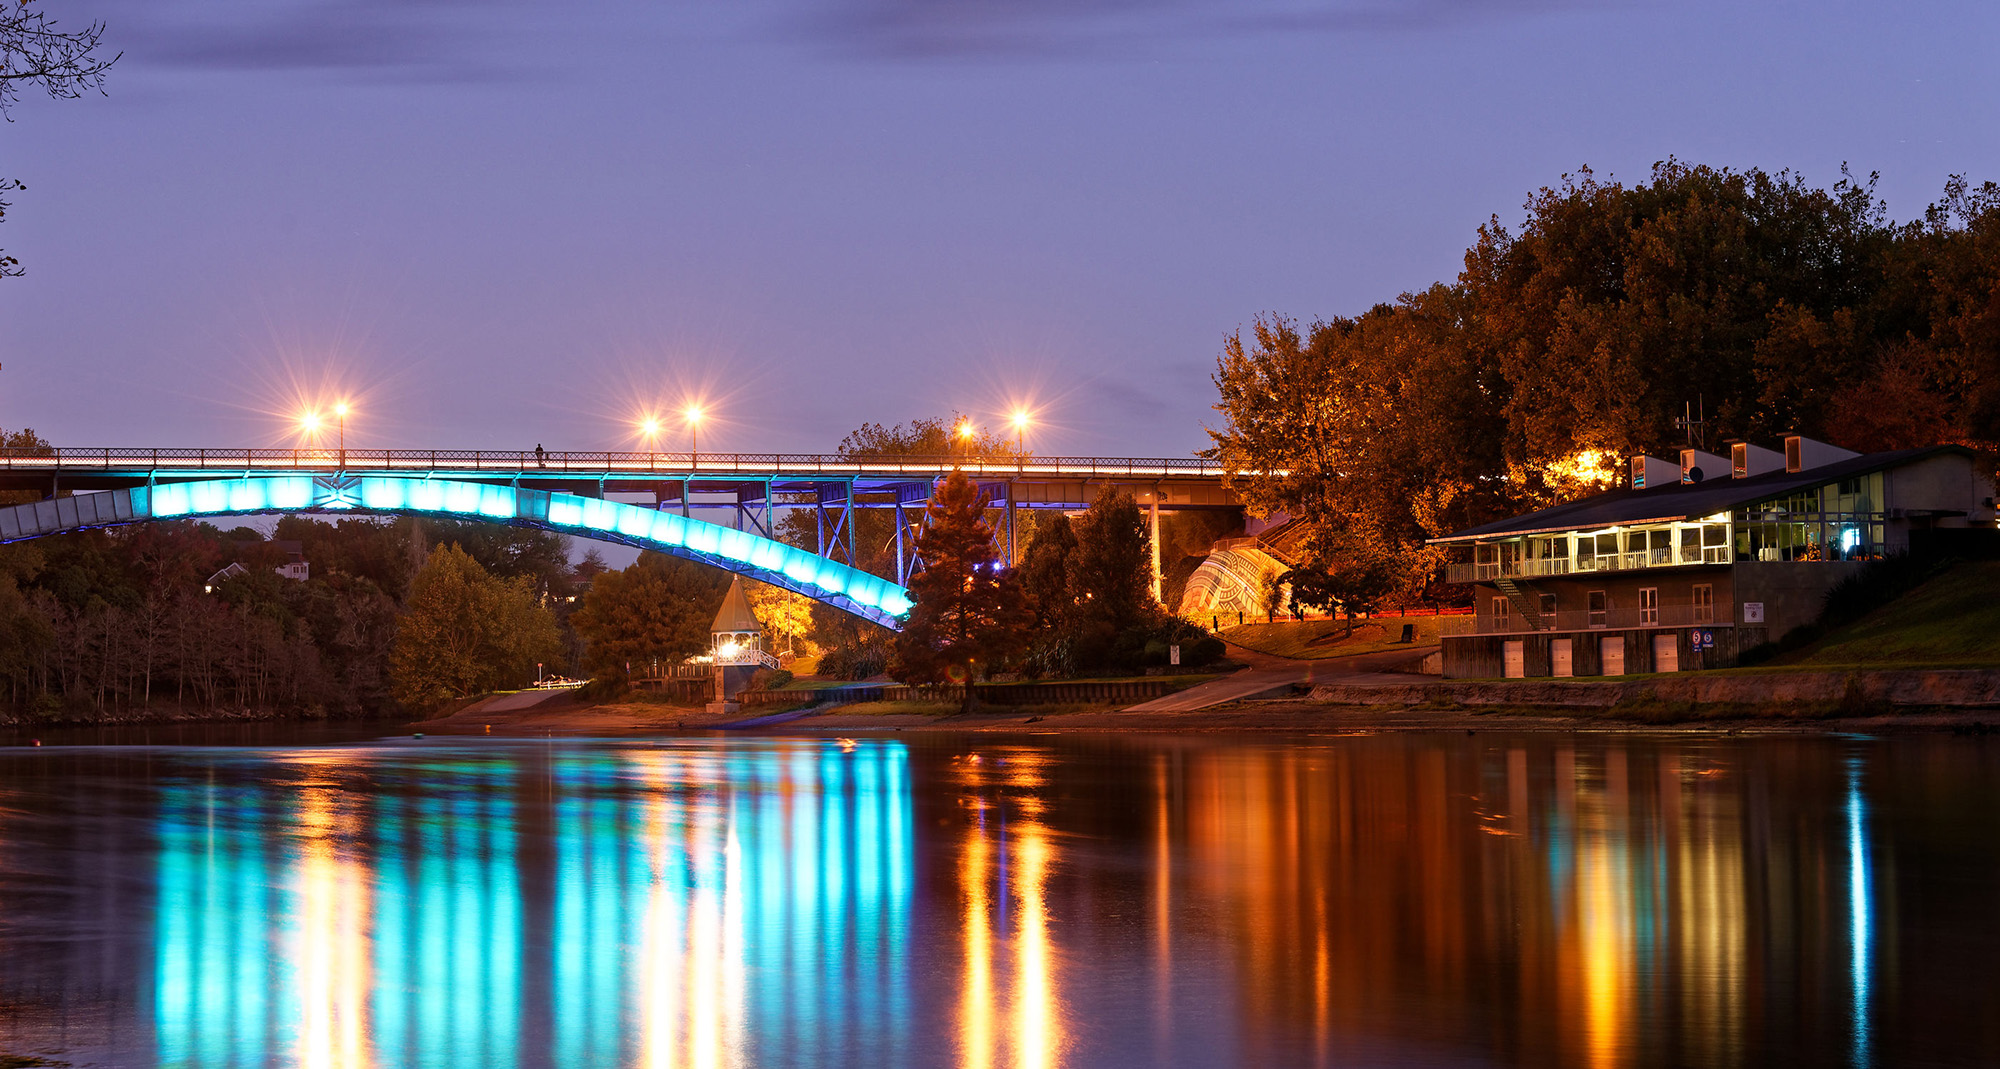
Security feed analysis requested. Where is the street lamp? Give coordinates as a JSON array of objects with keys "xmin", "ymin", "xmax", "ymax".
[
  {"xmin": 1011, "ymin": 409, "xmax": 1031, "ymax": 456},
  {"xmin": 685, "ymin": 405, "xmax": 704, "ymax": 466},
  {"xmin": 955, "ymin": 419, "xmax": 975, "ymax": 458},
  {"xmin": 334, "ymin": 401, "xmax": 349, "ymax": 467},
  {"xmin": 299, "ymin": 410, "xmax": 321, "ymax": 459}
]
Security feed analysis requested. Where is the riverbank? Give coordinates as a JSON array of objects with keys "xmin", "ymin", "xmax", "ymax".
[{"xmin": 398, "ymin": 686, "xmax": 2000, "ymax": 737}]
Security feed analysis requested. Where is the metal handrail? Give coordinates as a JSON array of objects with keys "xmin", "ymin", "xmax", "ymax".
[{"xmin": 0, "ymin": 446, "xmax": 1244, "ymax": 479}]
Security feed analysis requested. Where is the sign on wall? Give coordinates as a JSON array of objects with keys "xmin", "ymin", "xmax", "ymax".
[{"xmin": 1743, "ymin": 602, "xmax": 1765, "ymax": 623}]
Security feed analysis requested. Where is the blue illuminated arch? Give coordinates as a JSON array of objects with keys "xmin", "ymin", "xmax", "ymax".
[{"xmin": 0, "ymin": 475, "xmax": 911, "ymax": 628}]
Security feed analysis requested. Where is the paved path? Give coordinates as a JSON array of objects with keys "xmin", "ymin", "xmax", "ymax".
[
  {"xmin": 1123, "ymin": 644, "xmax": 1439, "ymax": 712},
  {"xmin": 475, "ymin": 688, "xmax": 569, "ymax": 713}
]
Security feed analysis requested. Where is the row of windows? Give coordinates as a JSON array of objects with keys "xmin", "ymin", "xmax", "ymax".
[{"xmin": 1491, "ymin": 583, "xmax": 1716, "ymax": 627}]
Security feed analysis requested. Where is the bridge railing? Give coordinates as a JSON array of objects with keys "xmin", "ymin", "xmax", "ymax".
[{"xmin": 0, "ymin": 447, "xmax": 1241, "ymax": 479}]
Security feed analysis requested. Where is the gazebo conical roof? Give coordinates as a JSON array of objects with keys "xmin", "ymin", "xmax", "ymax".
[{"xmin": 710, "ymin": 575, "xmax": 762, "ymax": 634}]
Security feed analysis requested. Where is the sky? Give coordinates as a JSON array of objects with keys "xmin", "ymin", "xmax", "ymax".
[{"xmin": 3, "ymin": 0, "xmax": 1997, "ymax": 459}]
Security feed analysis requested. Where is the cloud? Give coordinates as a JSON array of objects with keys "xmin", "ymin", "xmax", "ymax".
[
  {"xmin": 94, "ymin": 0, "xmax": 543, "ymax": 82},
  {"xmin": 793, "ymin": 0, "xmax": 1612, "ymax": 58}
]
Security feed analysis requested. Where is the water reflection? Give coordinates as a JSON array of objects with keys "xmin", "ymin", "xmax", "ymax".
[
  {"xmin": 150, "ymin": 741, "xmax": 911, "ymax": 1068},
  {"xmin": 0, "ymin": 733, "xmax": 1995, "ymax": 1067},
  {"xmin": 953, "ymin": 750, "xmax": 1063, "ymax": 1069}
]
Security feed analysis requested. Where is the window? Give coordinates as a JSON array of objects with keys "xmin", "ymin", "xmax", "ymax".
[
  {"xmin": 1540, "ymin": 593, "xmax": 1558, "ymax": 618},
  {"xmin": 1692, "ymin": 583, "xmax": 1714, "ymax": 624},
  {"xmin": 1491, "ymin": 596, "xmax": 1509, "ymax": 621},
  {"xmin": 1588, "ymin": 590, "xmax": 1607, "ymax": 628},
  {"xmin": 1639, "ymin": 587, "xmax": 1659, "ymax": 625}
]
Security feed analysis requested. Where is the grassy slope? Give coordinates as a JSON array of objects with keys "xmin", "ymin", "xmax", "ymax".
[
  {"xmin": 1787, "ymin": 561, "xmax": 2000, "ymax": 669},
  {"xmin": 1220, "ymin": 616, "xmax": 1450, "ymax": 660}
]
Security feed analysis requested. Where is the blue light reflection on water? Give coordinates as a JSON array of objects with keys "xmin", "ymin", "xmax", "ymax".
[
  {"xmin": 1848, "ymin": 751, "xmax": 1872, "ymax": 1069},
  {"xmin": 147, "ymin": 740, "xmax": 913, "ymax": 1069}
]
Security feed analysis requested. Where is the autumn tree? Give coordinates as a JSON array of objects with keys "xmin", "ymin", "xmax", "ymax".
[
  {"xmin": 1212, "ymin": 161, "xmax": 2000, "ymax": 602},
  {"xmin": 569, "ymin": 551, "xmax": 729, "ymax": 682},
  {"xmin": 891, "ymin": 470, "xmax": 1027, "ymax": 711},
  {"xmin": 389, "ymin": 544, "xmax": 561, "ymax": 711}
]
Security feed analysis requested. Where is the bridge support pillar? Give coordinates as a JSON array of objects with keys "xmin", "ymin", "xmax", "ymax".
[{"xmin": 1150, "ymin": 493, "xmax": 1163, "ymax": 604}]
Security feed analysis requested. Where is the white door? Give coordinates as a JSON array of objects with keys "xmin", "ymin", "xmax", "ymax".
[
  {"xmin": 1600, "ymin": 636, "xmax": 1625, "ymax": 676},
  {"xmin": 1551, "ymin": 638, "xmax": 1573, "ymax": 678},
  {"xmin": 1503, "ymin": 639, "xmax": 1525, "ymax": 678},
  {"xmin": 1652, "ymin": 633, "xmax": 1679, "ymax": 673}
]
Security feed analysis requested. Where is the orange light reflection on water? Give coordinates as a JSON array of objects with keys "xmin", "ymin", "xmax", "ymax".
[
  {"xmin": 293, "ymin": 787, "xmax": 372, "ymax": 1069},
  {"xmin": 955, "ymin": 753, "xmax": 1064, "ymax": 1069}
]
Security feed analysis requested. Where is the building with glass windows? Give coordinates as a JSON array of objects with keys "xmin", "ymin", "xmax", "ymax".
[{"xmin": 1431, "ymin": 438, "xmax": 1996, "ymax": 678}]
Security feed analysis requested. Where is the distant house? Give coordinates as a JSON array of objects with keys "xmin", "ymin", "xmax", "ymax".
[
  {"xmin": 208, "ymin": 539, "xmax": 311, "ymax": 591},
  {"xmin": 1429, "ymin": 436, "xmax": 1997, "ymax": 679}
]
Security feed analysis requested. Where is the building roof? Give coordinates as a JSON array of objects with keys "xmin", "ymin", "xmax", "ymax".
[
  {"xmin": 710, "ymin": 575, "xmax": 762, "ymax": 633},
  {"xmin": 1431, "ymin": 446, "xmax": 1965, "ymax": 545}
]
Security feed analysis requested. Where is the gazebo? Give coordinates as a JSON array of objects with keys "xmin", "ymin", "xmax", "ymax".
[{"xmin": 707, "ymin": 575, "xmax": 773, "ymax": 710}]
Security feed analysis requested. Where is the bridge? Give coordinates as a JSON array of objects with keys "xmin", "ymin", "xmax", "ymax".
[{"xmin": 0, "ymin": 447, "xmax": 1243, "ymax": 628}]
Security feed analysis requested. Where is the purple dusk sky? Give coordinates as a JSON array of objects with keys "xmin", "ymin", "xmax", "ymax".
[{"xmin": 3, "ymin": 0, "xmax": 1995, "ymax": 458}]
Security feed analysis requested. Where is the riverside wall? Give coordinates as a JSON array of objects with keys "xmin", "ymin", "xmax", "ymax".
[{"xmin": 1307, "ymin": 669, "xmax": 2000, "ymax": 709}]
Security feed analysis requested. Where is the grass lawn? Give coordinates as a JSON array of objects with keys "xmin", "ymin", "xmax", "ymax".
[
  {"xmin": 1220, "ymin": 616, "xmax": 1449, "ymax": 660},
  {"xmin": 1784, "ymin": 561, "xmax": 2000, "ymax": 669}
]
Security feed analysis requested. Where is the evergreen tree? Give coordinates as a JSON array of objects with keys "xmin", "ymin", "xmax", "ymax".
[
  {"xmin": 1066, "ymin": 489, "xmax": 1158, "ymax": 667},
  {"xmin": 892, "ymin": 470, "xmax": 1027, "ymax": 711}
]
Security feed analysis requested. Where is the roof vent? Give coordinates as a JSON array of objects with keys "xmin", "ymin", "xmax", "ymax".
[
  {"xmin": 1679, "ymin": 448, "xmax": 1729, "ymax": 484},
  {"xmin": 1629, "ymin": 455, "xmax": 1680, "ymax": 490},
  {"xmin": 1784, "ymin": 434, "xmax": 1861, "ymax": 474},
  {"xmin": 1730, "ymin": 441, "xmax": 1784, "ymax": 479}
]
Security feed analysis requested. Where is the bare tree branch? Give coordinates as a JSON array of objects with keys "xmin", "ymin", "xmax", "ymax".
[{"xmin": 1, "ymin": 0, "xmax": 118, "ymax": 116}]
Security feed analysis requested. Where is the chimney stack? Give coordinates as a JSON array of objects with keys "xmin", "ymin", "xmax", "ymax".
[
  {"xmin": 1784, "ymin": 434, "xmax": 1861, "ymax": 473},
  {"xmin": 1629, "ymin": 455, "xmax": 1680, "ymax": 490},
  {"xmin": 1679, "ymin": 448, "xmax": 1730, "ymax": 484},
  {"xmin": 1730, "ymin": 441, "xmax": 1784, "ymax": 479}
]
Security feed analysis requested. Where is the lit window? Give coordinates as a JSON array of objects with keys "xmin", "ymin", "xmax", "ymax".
[{"xmin": 1692, "ymin": 584, "xmax": 1713, "ymax": 624}]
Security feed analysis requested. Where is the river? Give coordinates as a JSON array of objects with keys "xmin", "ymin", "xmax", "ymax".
[{"xmin": 0, "ymin": 729, "xmax": 1994, "ymax": 1067}]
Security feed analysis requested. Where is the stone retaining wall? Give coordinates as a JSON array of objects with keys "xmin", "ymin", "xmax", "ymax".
[{"xmin": 1307, "ymin": 669, "xmax": 2000, "ymax": 709}]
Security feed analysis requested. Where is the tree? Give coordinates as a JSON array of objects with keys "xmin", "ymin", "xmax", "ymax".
[
  {"xmin": 891, "ymin": 470, "xmax": 1027, "ymax": 711},
  {"xmin": 389, "ymin": 543, "xmax": 561, "ymax": 710},
  {"xmin": 568, "ymin": 551, "xmax": 729, "ymax": 682},
  {"xmin": 1284, "ymin": 535, "xmax": 1400, "ymax": 637},
  {"xmin": 3, "ymin": 1, "xmax": 118, "ymax": 277},
  {"xmin": 1016, "ymin": 513, "xmax": 1077, "ymax": 630},
  {"xmin": 1065, "ymin": 489, "xmax": 1157, "ymax": 666}
]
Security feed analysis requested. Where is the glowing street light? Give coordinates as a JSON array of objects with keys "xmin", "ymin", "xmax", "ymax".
[
  {"xmin": 1011, "ymin": 409, "xmax": 1031, "ymax": 455},
  {"xmin": 333, "ymin": 401, "xmax": 350, "ymax": 466},
  {"xmin": 955, "ymin": 419, "xmax": 975, "ymax": 457},
  {"xmin": 639, "ymin": 417, "xmax": 663, "ymax": 450},
  {"xmin": 685, "ymin": 405, "xmax": 704, "ymax": 466}
]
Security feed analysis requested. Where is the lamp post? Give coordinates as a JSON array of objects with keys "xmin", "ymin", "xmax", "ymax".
[
  {"xmin": 956, "ymin": 419, "xmax": 974, "ymax": 459},
  {"xmin": 1011, "ymin": 409, "xmax": 1030, "ymax": 456},
  {"xmin": 685, "ymin": 406, "xmax": 704, "ymax": 467},
  {"xmin": 334, "ymin": 401, "xmax": 349, "ymax": 468}
]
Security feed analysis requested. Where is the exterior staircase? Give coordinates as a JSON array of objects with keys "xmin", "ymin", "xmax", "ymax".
[{"xmin": 1493, "ymin": 575, "xmax": 1547, "ymax": 631}]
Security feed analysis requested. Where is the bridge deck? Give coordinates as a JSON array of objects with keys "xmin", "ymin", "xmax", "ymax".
[{"xmin": 0, "ymin": 448, "xmax": 1244, "ymax": 509}]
